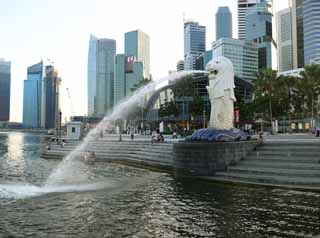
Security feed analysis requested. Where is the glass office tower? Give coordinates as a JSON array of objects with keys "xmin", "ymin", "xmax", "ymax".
[
  {"xmin": 216, "ymin": 7, "xmax": 232, "ymax": 40},
  {"xmin": 87, "ymin": 35, "xmax": 116, "ymax": 116},
  {"xmin": 246, "ymin": 1, "xmax": 272, "ymax": 68},
  {"xmin": 212, "ymin": 38, "xmax": 258, "ymax": 81},
  {"xmin": 184, "ymin": 21, "xmax": 206, "ymax": 70},
  {"xmin": 304, "ymin": 0, "xmax": 320, "ymax": 65},
  {"xmin": 87, "ymin": 34, "xmax": 97, "ymax": 116},
  {"xmin": 125, "ymin": 30, "xmax": 150, "ymax": 78},
  {"xmin": 23, "ymin": 62, "xmax": 44, "ymax": 128},
  {"xmin": 0, "ymin": 59, "xmax": 11, "ymax": 122}
]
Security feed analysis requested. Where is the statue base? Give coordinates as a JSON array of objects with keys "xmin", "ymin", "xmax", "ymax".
[{"xmin": 186, "ymin": 128, "xmax": 250, "ymax": 142}]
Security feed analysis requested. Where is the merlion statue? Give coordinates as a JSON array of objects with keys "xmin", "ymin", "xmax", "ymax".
[{"xmin": 206, "ymin": 56, "xmax": 236, "ymax": 130}]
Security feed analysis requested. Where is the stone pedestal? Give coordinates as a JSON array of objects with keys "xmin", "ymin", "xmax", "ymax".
[{"xmin": 173, "ymin": 140, "xmax": 260, "ymax": 177}]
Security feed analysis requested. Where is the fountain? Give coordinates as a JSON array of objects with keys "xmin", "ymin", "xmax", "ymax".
[
  {"xmin": 45, "ymin": 70, "xmax": 206, "ymax": 186},
  {"xmin": 45, "ymin": 57, "xmax": 256, "ymax": 183},
  {"xmin": 1, "ymin": 70, "xmax": 204, "ymax": 199}
]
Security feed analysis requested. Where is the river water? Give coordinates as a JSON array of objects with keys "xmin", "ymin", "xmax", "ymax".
[{"xmin": 0, "ymin": 132, "xmax": 319, "ymax": 238}]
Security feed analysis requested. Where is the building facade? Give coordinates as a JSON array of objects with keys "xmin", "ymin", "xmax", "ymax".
[
  {"xmin": 238, "ymin": 0, "xmax": 263, "ymax": 40},
  {"xmin": 113, "ymin": 54, "xmax": 144, "ymax": 106},
  {"xmin": 23, "ymin": 62, "xmax": 44, "ymax": 128},
  {"xmin": 0, "ymin": 59, "xmax": 11, "ymax": 122},
  {"xmin": 216, "ymin": 7, "xmax": 232, "ymax": 40},
  {"xmin": 23, "ymin": 62, "xmax": 61, "ymax": 129},
  {"xmin": 87, "ymin": 34, "xmax": 97, "ymax": 116},
  {"xmin": 125, "ymin": 30, "xmax": 150, "ymax": 78},
  {"xmin": 184, "ymin": 21, "xmax": 206, "ymax": 70},
  {"xmin": 114, "ymin": 54, "xmax": 126, "ymax": 106},
  {"xmin": 212, "ymin": 38, "xmax": 258, "ymax": 81},
  {"xmin": 43, "ymin": 65, "xmax": 61, "ymax": 129},
  {"xmin": 303, "ymin": 0, "xmax": 320, "ymax": 65},
  {"xmin": 290, "ymin": 0, "xmax": 304, "ymax": 68},
  {"xmin": 246, "ymin": 1, "xmax": 273, "ymax": 69},
  {"xmin": 276, "ymin": 8, "xmax": 294, "ymax": 72},
  {"xmin": 176, "ymin": 60, "xmax": 185, "ymax": 71},
  {"xmin": 196, "ymin": 51, "xmax": 213, "ymax": 70},
  {"xmin": 87, "ymin": 35, "xmax": 116, "ymax": 116}
]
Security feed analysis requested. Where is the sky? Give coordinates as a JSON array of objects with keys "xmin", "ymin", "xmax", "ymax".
[{"xmin": 0, "ymin": 0, "xmax": 288, "ymax": 123}]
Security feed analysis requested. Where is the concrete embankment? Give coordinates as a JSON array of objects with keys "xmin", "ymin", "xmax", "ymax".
[
  {"xmin": 41, "ymin": 134, "xmax": 320, "ymax": 191},
  {"xmin": 42, "ymin": 138, "xmax": 174, "ymax": 172}
]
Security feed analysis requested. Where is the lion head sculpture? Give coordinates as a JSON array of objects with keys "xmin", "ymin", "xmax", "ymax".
[
  {"xmin": 205, "ymin": 56, "xmax": 235, "ymax": 101},
  {"xmin": 205, "ymin": 56, "xmax": 234, "ymax": 81}
]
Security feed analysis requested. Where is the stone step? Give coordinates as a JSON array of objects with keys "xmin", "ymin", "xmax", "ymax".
[
  {"xmin": 42, "ymin": 150, "xmax": 174, "ymax": 162},
  {"xmin": 245, "ymin": 154, "xmax": 320, "ymax": 163},
  {"xmin": 239, "ymin": 160, "xmax": 320, "ymax": 170},
  {"xmin": 228, "ymin": 166, "xmax": 320, "ymax": 177},
  {"xmin": 215, "ymin": 172, "xmax": 320, "ymax": 186},
  {"xmin": 258, "ymin": 146, "xmax": 320, "ymax": 152},
  {"xmin": 130, "ymin": 153, "xmax": 173, "ymax": 162},
  {"xmin": 248, "ymin": 150, "xmax": 320, "ymax": 157}
]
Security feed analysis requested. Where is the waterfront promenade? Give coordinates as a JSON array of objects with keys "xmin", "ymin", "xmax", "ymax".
[{"xmin": 42, "ymin": 133, "xmax": 320, "ymax": 191}]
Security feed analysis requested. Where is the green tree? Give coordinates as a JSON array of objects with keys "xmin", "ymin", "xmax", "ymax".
[
  {"xmin": 158, "ymin": 101, "xmax": 179, "ymax": 118},
  {"xmin": 253, "ymin": 68, "xmax": 278, "ymax": 126},
  {"xmin": 189, "ymin": 95, "xmax": 204, "ymax": 117},
  {"xmin": 298, "ymin": 64, "xmax": 320, "ymax": 119}
]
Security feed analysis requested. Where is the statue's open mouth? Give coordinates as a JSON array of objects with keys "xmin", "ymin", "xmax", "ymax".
[{"xmin": 209, "ymin": 69, "xmax": 219, "ymax": 75}]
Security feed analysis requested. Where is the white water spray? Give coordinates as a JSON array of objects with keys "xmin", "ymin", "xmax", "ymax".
[{"xmin": 45, "ymin": 70, "xmax": 207, "ymax": 186}]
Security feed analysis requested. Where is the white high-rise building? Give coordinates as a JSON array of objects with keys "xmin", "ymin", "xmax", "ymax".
[{"xmin": 276, "ymin": 8, "xmax": 293, "ymax": 72}]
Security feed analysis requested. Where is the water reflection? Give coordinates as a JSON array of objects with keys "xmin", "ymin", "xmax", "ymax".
[
  {"xmin": 0, "ymin": 132, "xmax": 319, "ymax": 238},
  {"xmin": 0, "ymin": 132, "xmax": 26, "ymax": 180}
]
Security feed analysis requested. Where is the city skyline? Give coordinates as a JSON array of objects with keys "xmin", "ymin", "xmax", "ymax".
[{"xmin": 0, "ymin": 0, "xmax": 287, "ymax": 122}]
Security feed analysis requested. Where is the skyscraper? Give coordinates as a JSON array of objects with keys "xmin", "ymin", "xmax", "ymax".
[
  {"xmin": 216, "ymin": 7, "xmax": 232, "ymax": 40},
  {"xmin": 43, "ymin": 65, "xmax": 61, "ymax": 129},
  {"xmin": 276, "ymin": 8, "xmax": 293, "ymax": 72},
  {"xmin": 246, "ymin": 1, "xmax": 273, "ymax": 68},
  {"xmin": 113, "ymin": 54, "xmax": 144, "ymax": 106},
  {"xmin": 184, "ymin": 21, "xmax": 206, "ymax": 70},
  {"xmin": 87, "ymin": 34, "xmax": 97, "ymax": 116},
  {"xmin": 125, "ymin": 30, "xmax": 150, "ymax": 78},
  {"xmin": 212, "ymin": 38, "xmax": 258, "ymax": 81},
  {"xmin": 23, "ymin": 62, "xmax": 44, "ymax": 128},
  {"xmin": 238, "ymin": 0, "xmax": 262, "ymax": 40},
  {"xmin": 304, "ymin": 0, "xmax": 320, "ymax": 65},
  {"xmin": 114, "ymin": 54, "xmax": 126, "ymax": 106},
  {"xmin": 0, "ymin": 59, "xmax": 11, "ymax": 122},
  {"xmin": 87, "ymin": 35, "xmax": 116, "ymax": 116},
  {"xmin": 290, "ymin": 0, "xmax": 304, "ymax": 68}
]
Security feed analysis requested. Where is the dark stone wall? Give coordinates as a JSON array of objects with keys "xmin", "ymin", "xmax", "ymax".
[{"xmin": 173, "ymin": 140, "xmax": 260, "ymax": 177}]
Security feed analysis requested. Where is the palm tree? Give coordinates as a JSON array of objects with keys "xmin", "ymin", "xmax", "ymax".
[
  {"xmin": 253, "ymin": 68, "xmax": 278, "ymax": 131},
  {"xmin": 299, "ymin": 64, "xmax": 320, "ymax": 122}
]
